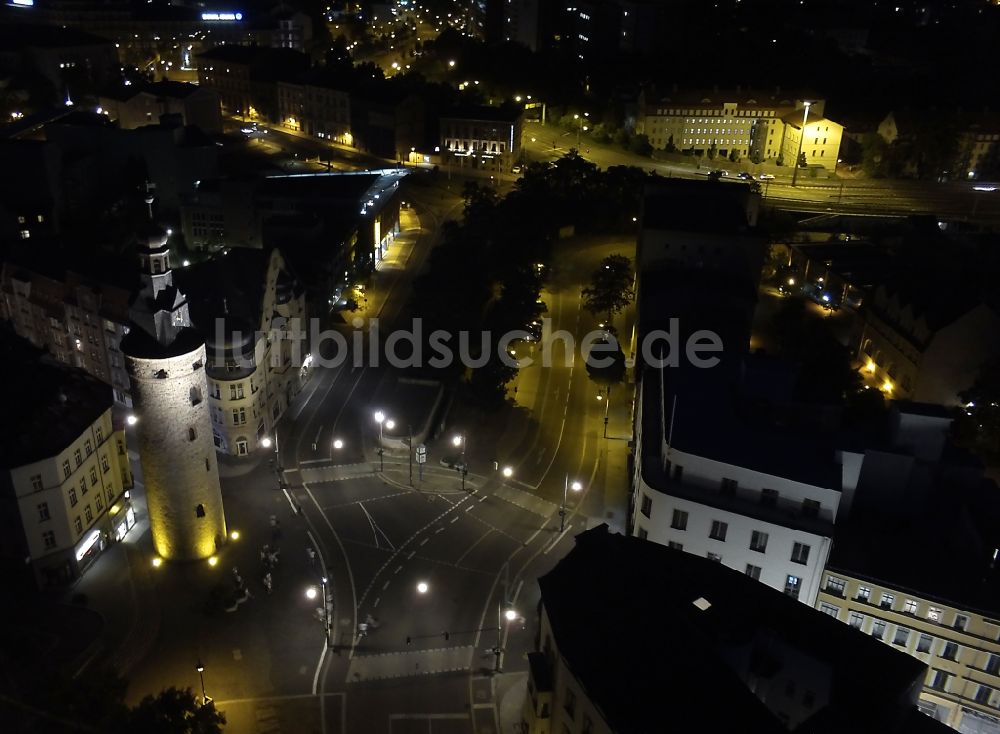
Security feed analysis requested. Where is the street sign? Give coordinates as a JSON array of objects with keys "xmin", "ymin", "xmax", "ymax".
[{"xmin": 416, "ymin": 444, "xmax": 427, "ymax": 464}]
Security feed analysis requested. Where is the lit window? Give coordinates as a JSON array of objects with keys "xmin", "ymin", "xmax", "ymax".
[
  {"xmin": 903, "ymin": 599, "xmax": 918, "ymax": 614},
  {"xmin": 848, "ymin": 612, "xmax": 864, "ymax": 629}
]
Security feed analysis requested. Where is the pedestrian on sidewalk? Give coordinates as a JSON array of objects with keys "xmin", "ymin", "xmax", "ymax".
[
  {"xmin": 263, "ymin": 572, "xmax": 272, "ymax": 594},
  {"xmin": 307, "ymin": 546, "xmax": 316, "ymax": 565}
]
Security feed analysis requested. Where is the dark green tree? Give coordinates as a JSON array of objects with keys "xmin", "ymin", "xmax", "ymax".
[
  {"xmin": 125, "ymin": 687, "xmax": 225, "ymax": 734},
  {"xmin": 582, "ymin": 254, "xmax": 634, "ymax": 321},
  {"xmin": 955, "ymin": 357, "xmax": 1000, "ymax": 460}
]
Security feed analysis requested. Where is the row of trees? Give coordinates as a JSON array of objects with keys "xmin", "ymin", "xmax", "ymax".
[
  {"xmin": 410, "ymin": 153, "xmax": 650, "ymax": 407},
  {"xmin": 554, "ymin": 115, "xmax": 653, "ymax": 157},
  {"xmin": 5, "ymin": 667, "xmax": 225, "ymax": 734}
]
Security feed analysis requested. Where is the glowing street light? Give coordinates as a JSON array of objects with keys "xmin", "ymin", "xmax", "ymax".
[
  {"xmin": 452, "ymin": 433, "xmax": 468, "ymax": 490},
  {"xmin": 791, "ymin": 101, "xmax": 812, "ymax": 187},
  {"xmin": 151, "ymin": 557, "xmax": 163, "ymax": 568},
  {"xmin": 333, "ymin": 438, "xmax": 344, "ymax": 450},
  {"xmin": 305, "ymin": 586, "xmax": 318, "ymax": 600},
  {"xmin": 195, "ymin": 660, "xmax": 210, "ymax": 705},
  {"xmin": 374, "ymin": 411, "xmax": 388, "ymax": 472},
  {"xmin": 416, "ymin": 581, "xmax": 429, "ymax": 594},
  {"xmin": 561, "ymin": 475, "xmax": 583, "ymax": 531},
  {"xmin": 126, "ymin": 415, "xmax": 138, "ymax": 426},
  {"xmin": 207, "ymin": 556, "xmax": 218, "ymax": 567},
  {"xmin": 502, "ymin": 466, "xmax": 514, "ymax": 478}
]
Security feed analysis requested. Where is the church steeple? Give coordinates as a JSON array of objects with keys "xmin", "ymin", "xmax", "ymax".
[{"xmin": 129, "ymin": 192, "xmax": 191, "ymax": 347}]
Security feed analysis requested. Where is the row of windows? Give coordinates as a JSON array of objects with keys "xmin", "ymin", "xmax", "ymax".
[
  {"xmin": 664, "ymin": 508, "xmax": 811, "ymax": 563},
  {"xmin": 825, "ymin": 575, "xmax": 970, "ymax": 630},
  {"xmin": 644, "ymin": 481, "xmax": 822, "ymax": 519},
  {"xmin": 653, "ymin": 109, "xmax": 779, "ymax": 118}
]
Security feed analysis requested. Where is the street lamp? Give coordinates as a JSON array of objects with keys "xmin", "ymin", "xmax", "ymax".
[
  {"xmin": 561, "ymin": 475, "xmax": 582, "ymax": 532},
  {"xmin": 195, "ymin": 660, "xmax": 210, "ymax": 705},
  {"xmin": 261, "ymin": 434, "xmax": 281, "ymax": 473},
  {"xmin": 416, "ymin": 581, "xmax": 429, "ymax": 594},
  {"xmin": 453, "ymin": 433, "xmax": 467, "ymax": 490},
  {"xmin": 333, "ymin": 438, "xmax": 344, "ymax": 450},
  {"xmin": 791, "ymin": 101, "xmax": 812, "ymax": 188},
  {"xmin": 502, "ymin": 466, "xmax": 513, "ymax": 478},
  {"xmin": 374, "ymin": 411, "xmax": 386, "ymax": 472},
  {"xmin": 320, "ymin": 576, "xmax": 331, "ymax": 647},
  {"xmin": 126, "ymin": 414, "xmax": 138, "ymax": 426}
]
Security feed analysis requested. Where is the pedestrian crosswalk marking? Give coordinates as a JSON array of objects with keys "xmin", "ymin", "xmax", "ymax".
[
  {"xmin": 348, "ymin": 645, "xmax": 474, "ymax": 682},
  {"xmin": 493, "ymin": 484, "xmax": 557, "ymax": 517}
]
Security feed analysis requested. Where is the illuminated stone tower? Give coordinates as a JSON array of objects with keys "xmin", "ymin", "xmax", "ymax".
[{"xmin": 121, "ymin": 206, "xmax": 226, "ymax": 561}]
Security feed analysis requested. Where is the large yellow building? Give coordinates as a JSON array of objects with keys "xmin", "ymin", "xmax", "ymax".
[
  {"xmin": 816, "ymin": 571, "xmax": 1000, "ymax": 731},
  {"xmin": 638, "ymin": 90, "xmax": 844, "ymax": 172}
]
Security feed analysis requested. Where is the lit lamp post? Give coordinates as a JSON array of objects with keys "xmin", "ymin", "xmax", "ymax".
[
  {"xmin": 195, "ymin": 660, "xmax": 210, "ymax": 705},
  {"xmin": 452, "ymin": 433, "xmax": 467, "ymax": 490},
  {"xmin": 374, "ymin": 411, "xmax": 386, "ymax": 472},
  {"xmin": 573, "ymin": 113, "xmax": 589, "ymax": 150},
  {"xmin": 790, "ymin": 100, "xmax": 812, "ymax": 188},
  {"xmin": 260, "ymin": 435, "xmax": 281, "ymax": 473},
  {"xmin": 308, "ymin": 577, "xmax": 333, "ymax": 647},
  {"xmin": 561, "ymin": 475, "xmax": 582, "ymax": 532},
  {"xmin": 495, "ymin": 604, "xmax": 518, "ymax": 673}
]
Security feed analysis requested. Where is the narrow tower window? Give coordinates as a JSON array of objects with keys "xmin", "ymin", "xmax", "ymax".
[{"xmin": 196, "ymin": 504, "xmax": 205, "ymax": 518}]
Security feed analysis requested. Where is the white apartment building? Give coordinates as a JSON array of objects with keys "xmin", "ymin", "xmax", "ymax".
[
  {"xmin": 181, "ymin": 249, "xmax": 309, "ymax": 456},
  {"xmin": 631, "ymin": 367, "xmax": 856, "ymax": 606},
  {"xmin": 1, "ymin": 345, "xmax": 134, "ymax": 588}
]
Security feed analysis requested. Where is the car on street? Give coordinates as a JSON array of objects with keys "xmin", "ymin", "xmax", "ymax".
[
  {"xmin": 758, "ymin": 173, "xmax": 775, "ymax": 180},
  {"xmin": 737, "ymin": 172, "xmax": 753, "ymax": 180},
  {"xmin": 439, "ymin": 456, "xmax": 467, "ymax": 471},
  {"xmin": 511, "ymin": 165, "xmax": 523, "ymax": 174}
]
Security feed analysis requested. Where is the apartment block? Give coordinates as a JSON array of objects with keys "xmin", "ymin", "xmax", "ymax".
[{"xmin": 0, "ymin": 336, "xmax": 134, "ymax": 588}]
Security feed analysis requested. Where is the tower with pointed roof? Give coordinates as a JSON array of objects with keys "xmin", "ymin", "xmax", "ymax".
[{"xmin": 121, "ymin": 195, "xmax": 226, "ymax": 561}]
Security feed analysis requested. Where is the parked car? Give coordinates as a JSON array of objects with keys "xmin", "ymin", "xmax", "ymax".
[
  {"xmin": 737, "ymin": 172, "xmax": 753, "ymax": 180},
  {"xmin": 440, "ymin": 456, "xmax": 467, "ymax": 471},
  {"xmin": 758, "ymin": 173, "xmax": 775, "ymax": 180}
]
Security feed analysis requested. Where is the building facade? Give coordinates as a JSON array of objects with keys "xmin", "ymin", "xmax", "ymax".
[
  {"xmin": 856, "ymin": 286, "xmax": 1000, "ymax": 404},
  {"xmin": 0, "ymin": 340, "xmax": 134, "ymax": 589},
  {"xmin": 98, "ymin": 81, "xmax": 223, "ymax": 133},
  {"xmin": 631, "ymin": 368, "xmax": 846, "ymax": 607},
  {"xmin": 1, "ymin": 261, "xmax": 134, "ymax": 406},
  {"xmin": 440, "ymin": 106, "xmax": 523, "ymax": 173},
  {"xmin": 276, "ymin": 79, "xmax": 352, "ymax": 144},
  {"xmin": 186, "ymin": 249, "xmax": 309, "ymax": 456},
  {"xmin": 638, "ymin": 91, "xmax": 843, "ymax": 170},
  {"xmin": 121, "ymin": 218, "xmax": 226, "ymax": 561},
  {"xmin": 816, "ymin": 570, "xmax": 1000, "ymax": 731}
]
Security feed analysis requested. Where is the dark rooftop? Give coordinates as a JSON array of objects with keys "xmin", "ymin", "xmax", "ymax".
[
  {"xmin": 540, "ymin": 525, "xmax": 928, "ymax": 733},
  {"xmin": 0, "ymin": 23, "xmax": 113, "ymax": 50},
  {"xmin": 0, "ymin": 332, "xmax": 113, "ymax": 468},
  {"xmin": 641, "ymin": 179, "xmax": 758, "ymax": 233},
  {"xmin": 828, "ymin": 473, "xmax": 1000, "ymax": 617},
  {"xmin": 440, "ymin": 104, "xmax": 522, "ymax": 123}
]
